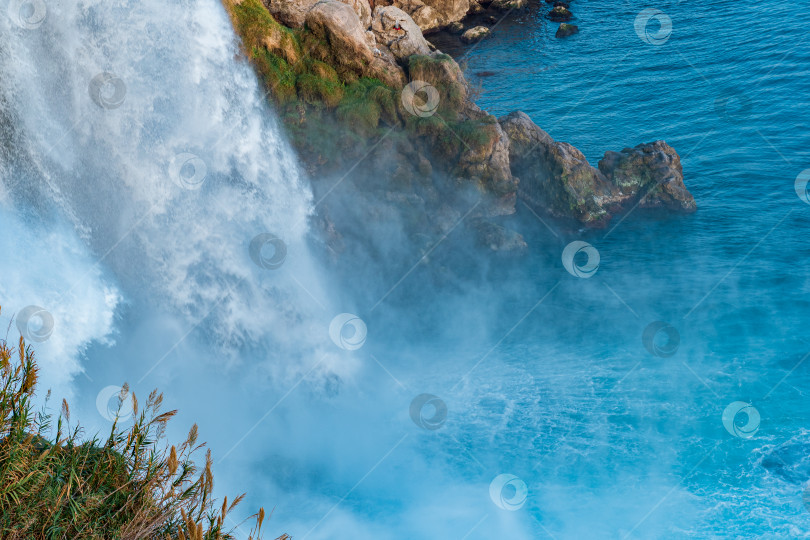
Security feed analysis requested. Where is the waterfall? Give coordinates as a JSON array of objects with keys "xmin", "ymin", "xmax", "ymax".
[{"xmin": 0, "ymin": 0, "xmax": 325, "ymax": 396}]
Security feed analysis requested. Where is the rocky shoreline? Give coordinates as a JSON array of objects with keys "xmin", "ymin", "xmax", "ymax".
[{"xmin": 222, "ymin": 0, "xmax": 695, "ymax": 253}]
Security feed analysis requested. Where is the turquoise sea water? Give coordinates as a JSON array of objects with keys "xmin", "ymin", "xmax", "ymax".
[
  {"xmin": 398, "ymin": 1, "xmax": 810, "ymax": 537},
  {"xmin": 2, "ymin": 0, "xmax": 810, "ymax": 538}
]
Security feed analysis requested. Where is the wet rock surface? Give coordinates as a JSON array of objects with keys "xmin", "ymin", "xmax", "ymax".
[
  {"xmin": 460, "ymin": 25, "xmax": 490, "ymax": 43},
  {"xmin": 555, "ymin": 22, "xmax": 578, "ymax": 37},
  {"xmin": 500, "ymin": 112, "xmax": 696, "ymax": 225},
  {"xmin": 469, "ymin": 219, "xmax": 528, "ymax": 252},
  {"xmin": 598, "ymin": 141, "xmax": 697, "ymax": 213}
]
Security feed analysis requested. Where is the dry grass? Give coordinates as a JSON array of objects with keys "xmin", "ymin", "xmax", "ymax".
[{"xmin": 0, "ymin": 306, "xmax": 285, "ymax": 540}]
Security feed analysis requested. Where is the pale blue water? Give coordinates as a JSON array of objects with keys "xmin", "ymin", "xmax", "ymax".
[
  {"xmin": 3, "ymin": 0, "xmax": 810, "ymax": 538},
  {"xmin": 380, "ymin": 0, "xmax": 810, "ymax": 537}
]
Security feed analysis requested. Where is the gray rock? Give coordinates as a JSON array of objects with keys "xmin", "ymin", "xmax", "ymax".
[
  {"xmin": 491, "ymin": 0, "xmax": 527, "ymax": 10},
  {"xmin": 500, "ymin": 111, "xmax": 553, "ymax": 157},
  {"xmin": 499, "ymin": 111, "xmax": 696, "ymax": 225},
  {"xmin": 460, "ymin": 25, "xmax": 490, "ymax": 43},
  {"xmin": 457, "ymin": 119, "xmax": 517, "ymax": 216},
  {"xmin": 421, "ymin": 0, "xmax": 471, "ymax": 30},
  {"xmin": 598, "ymin": 140, "xmax": 697, "ymax": 213},
  {"xmin": 469, "ymin": 219, "xmax": 528, "ymax": 252},
  {"xmin": 372, "ymin": 0, "xmax": 469, "ymax": 33},
  {"xmin": 340, "ymin": 0, "xmax": 373, "ymax": 28},
  {"xmin": 306, "ymin": 0, "xmax": 406, "ymax": 86},
  {"xmin": 264, "ymin": 0, "xmax": 319, "ymax": 27},
  {"xmin": 371, "ymin": 6, "xmax": 432, "ymax": 59},
  {"xmin": 555, "ymin": 23, "xmax": 578, "ymax": 38}
]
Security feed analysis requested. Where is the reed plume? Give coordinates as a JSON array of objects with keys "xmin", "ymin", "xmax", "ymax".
[{"xmin": 0, "ymin": 306, "xmax": 282, "ymax": 539}]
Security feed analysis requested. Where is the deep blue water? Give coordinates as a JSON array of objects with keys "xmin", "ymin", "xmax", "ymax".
[
  {"xmin": 3, "ymin": 0, "xmax": 810, "ymax": 538},
  {"xmin": 386, "ymin": 0, "xmax": 810, "ymax": 537}
]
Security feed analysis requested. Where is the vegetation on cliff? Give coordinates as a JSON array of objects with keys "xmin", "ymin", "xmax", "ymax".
[
  {"xmin": 223, "ymin": 0, "xmax": 499, "ymax": 183},
  {"xmin": 221, "ymin": 0, "xmax": 694, "ymax": 245},
  {"xmin": 0, "ymin": 307, "xmax": 279, "ymax": 540}
]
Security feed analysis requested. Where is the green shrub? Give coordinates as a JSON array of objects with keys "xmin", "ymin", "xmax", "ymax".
[{"xmin": 0, "ymin": 306, "xmax": 281, "ymax": 540}]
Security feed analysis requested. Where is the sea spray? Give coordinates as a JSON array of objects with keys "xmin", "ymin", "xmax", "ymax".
[{"xmin": 0, "ymin": 0, "xmax": 330, "ymax": 364}]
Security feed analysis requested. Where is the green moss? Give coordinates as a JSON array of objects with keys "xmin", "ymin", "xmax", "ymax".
[
  {"xmin": 336, "ymin": 100, "xmax": 380, "ymax": 133},
  {"xmin": 335, "ymin": 78, "xmax": 400, "ymax": 134},
  {"xmin": 227, "ymin": 0, "xmax": 298, "ymax": 54},
  {"xmin": 303, "ymin": 59, "xmax": 340, "ymax": 82},
  {"xmin": 297, "ymin": 73, "xmax": 344, "ymax": 108},
  {"xmin": 406, "ymin": 54, "xmax": 467, "ymax": 116},
  {"xmin": 252, "ymin": 47, "xmax": 298, "ymax": 103},
  {"xmin": 449, "ymin": 119, "xmax": 492, "ymax": 148},
  {"xmin": 407, "ymin": 114, "xmax": 445, "ymax": 138},
  {"xmin": 408, "ymin": 53, "xmax": 454, "ymax": 69},
  {"xmin": 367, "ymin": 83, "xmax": 397, "ymax": 124}
]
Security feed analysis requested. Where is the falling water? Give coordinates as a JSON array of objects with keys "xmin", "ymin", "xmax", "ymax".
[
  {"xmin": 0, "ymin": 0, "xmax": 330, "ymax": 396},
  {"xmin": 4, "ymin": 0, "xmax": 810, "ymax": 538}
]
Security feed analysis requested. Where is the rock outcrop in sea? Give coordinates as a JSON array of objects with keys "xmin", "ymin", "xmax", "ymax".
[
  {"xmin": 223, "ymin": 0, "xmax": 696, "ymax": 253},
  {"xmin": 501, "ymin": 112, "xmax": 695, "ymax": 226}
]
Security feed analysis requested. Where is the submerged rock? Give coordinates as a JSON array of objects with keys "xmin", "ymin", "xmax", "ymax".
[
  {"xmin": 469, "ymin": 219, "xmax": 528, "ymax": 252},
  {"xmin": 460, "ymin": 25, "xmax": 490, "ymax": 43},
  {"xmin": 448, "ymin": 20, "xmax": 465, "ymax": 33},
  {"xmin": 555, "ymin": 23, "xmax": 578, "ymax": 38}
]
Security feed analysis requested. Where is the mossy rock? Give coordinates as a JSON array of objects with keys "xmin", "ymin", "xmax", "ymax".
[
  {"xmin": 337, "ymin": 99, "xmax": 382, "ymax": 134},
  {"xmin": 406, "ymin": 54, "xmax": 467, "ymax": 118},
  {"xmin": 555, "ymin": 23, "xmax": 579, "ymax": 38},
  {"xmin": 335, "ymin": 78, "xmax": 400, "ymax": 134},
  {"xmin": 305, "ymin": 59, "xmax": 340, "ymax": 82},
  {"xmin": 297, "ymin": 73, "xmax": 344, "ymax": 108},
  {"xmin": 227, "ymin": 0, "xmax": 301, "ymax": 64},
  {"xmin": 252, "ymin": 48, "xmax": 298, "ymax": 103},
  {"xmin": 547, "ymin": 6, "xmax": 573, "ymax": 21}
]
